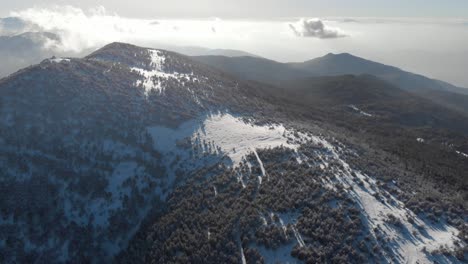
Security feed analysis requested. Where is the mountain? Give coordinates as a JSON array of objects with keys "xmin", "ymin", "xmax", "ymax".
[
  {"xmin": 192, "ymin": 55, "xmax": 311, "ymax": 83},
  {"xmin": 0, "ymin": 22, "xmax": 258, "ymax": 79},
  {"xmin": 193, "ymin": 53, "xmax": 468, "ymax": 116},
  {"xmin": 290, "ymin": 52, "xmax": 468, "ymax": 95},
  {"xmin": 0, "ymin": 42, "xmax": 273, "ymax": 262},
  {"xmin": 0, "ymin": 31, "xmax": 64, "ymax": 78},
  {"xmin": 276, "ymin": 74, "xmax": 468, "ymax": 132},
  {"xmin": 0, "ymin": 17, "xmax": 40, "ymax": 35},
  {"xmin": 1, "ymin": 43, "xmax": 467, "ymax": 263},
  {"xmin": 167, "ymin": 45, "xmax": 260, "ymax": 57},
  {"xmin": 290, "ymin": 53, "xmax": 468, "ymax": 114}
]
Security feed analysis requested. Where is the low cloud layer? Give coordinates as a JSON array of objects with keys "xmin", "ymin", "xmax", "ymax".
[{"xmin": 289, "ymin": 18, "xmax": 347, "ymax": 39}]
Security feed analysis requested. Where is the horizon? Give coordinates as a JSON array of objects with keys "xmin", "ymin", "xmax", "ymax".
[{"xmin": 1, "ymin": 3, "xmax": 468, "ymax": 87}]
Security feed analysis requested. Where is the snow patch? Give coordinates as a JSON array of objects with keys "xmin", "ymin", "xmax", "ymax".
[
  {"xmin": 147, "ymin": 113, "xmax": 299, "ymax": 169},
  {"xmin": 349, "ymin": 105, "xmax": 373, "ymax": 117},
  {"xmin": 456, "ymin": 150, "xmax": 468, "ymax": 158},
  {"xmin": 196, "ymin": 114, "xmax": 298, "ymax": 166},
  {"xmin": 292, "ymin": 225, "xmax": 305, "ymax": 248},
  {"xmin": 131, "ymin": 49, "xmax": 198, "ymax": 95},
  {"xmin": 253, "ymin": 149, "xmax": 267, "ymax": 184},
  {"xmin": 49, "ymin": 57, "xmax": 71, "ymax": 63}
]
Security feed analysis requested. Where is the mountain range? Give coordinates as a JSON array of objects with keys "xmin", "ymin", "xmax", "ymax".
[
  {"xmin": 0, "ymin": 42, "xmax": 466, "ymax": 263},
  {"xmin": 193, "ymin": 52, "xmax": 468, "ymax": 116},
  {"xmin": 0, "ymin": 15, "xmax": 260, "ymax": 80}
]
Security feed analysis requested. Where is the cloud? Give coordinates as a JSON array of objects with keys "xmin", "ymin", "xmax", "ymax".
[
  {"xmin": 6, "ymin": 5, "xmax": 231, "ymax": 53},
  {"xmin": 289, "ymin": 18, "xmax": 347, "ymax": 39},
  {"xmin": 0, "ymin": 17, "xmax": 41, "ymax": 35}
]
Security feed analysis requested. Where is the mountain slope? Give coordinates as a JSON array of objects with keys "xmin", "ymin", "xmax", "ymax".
[
  {"xmin": 0, "ymin": 43, "xmax": 466, "ymax": 263},
  {"xmin": 192, "ymin": 53, "xmax": 468, "ymax": 116},
  {"xmin": 275, "ymin": 75, "xmax": 468, "ymax": 133},
  {"xmin": 169, "ymin": 46, "xmax": 260, "ymax": 57},
  {"xmin": 289, "ymin": 52, "xmax": 468, "ymax": 96},
  {"xmin": 192, "ymin": 55, "xmax": 311, "ymax": 84},
  {"xmin": 290, "ymin": 53, "xmax": 468, "ymax": 115},
  {"xmin": 0, "ymin": 42, "xmax": 281, "ymax": 262}
]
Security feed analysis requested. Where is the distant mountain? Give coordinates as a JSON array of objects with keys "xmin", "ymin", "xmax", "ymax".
[
  {"xmin": 168, "ymin": 45, "xmax": 260, "ymax": 57},
  {"xmin": 0, "ymin": 31, "xmax": 62, "ymax": 77},
  {"xmin": 0, "ymin": 17, "xmax": 39, "ymax": 35},
  {"xmin": 0, "ymin": 31, "xmax": 60, "ymax": 50},
  {"xmin": 290, "ymin": 52, "xmax": 468, "ymax": 96},
  {"xmin": 276, "ymin": 74, "xmax": 468, "ymax": 132},
  {"xmin": 192, "ymin": 55, "xmax": 311, "ymax": 83},
  {"xmin": 193, "ymin": 53, "xmax": 468, "ymax": 116},
  {"xmin": 1, "ymin": 42, "xmax": 466, "ymax": 263}
]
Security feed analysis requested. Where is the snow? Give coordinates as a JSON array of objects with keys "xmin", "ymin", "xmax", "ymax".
[
  {"xmin": 277, "ymin": 213, "xmax": 305, "ymax": 248},
  {"xmin": 255, "ymin": 211, "xmax": 306, "ymax": 260},
  {"xmin": 253, "ymin": 149, "xmax": 267, "ymax": 184},
  {"xmin": 456, "ymin": 150, "xmax": 468, "ymax": 158},
  {"xmin": 49, "ymin": 57, "xmax": 70, "ymax": 63},
  {"xmin": 131, "ymin": 49, "xmax": 197, "ymax": 95},
  {"xmin": 149, "ymin": 49, "xmax": 165, "ymax": 69},
  {"xmin": 107, "ymin": 162, "xmax": 138, "ymax": 200},
  {"xmin": 194, "ymin": 113, "xmax": 298, "ymax": 166},
  {"xmin": 292, "ymin": 225, "xmax": 305, "ymax": 248},
  {"xmin": 146, "ymin": 113, "xmax": 303, "ymax": 192},
  {"xmin": 236, "ymin": 170, "xmax": 247, "ymax": 188},
  {"xmin": 278, "ymin": 217, "xmax": 288, "ymax": 239},
  {"xmin": 301, "ymin": 134, "xmax": 464, "ymax": 263},
  {"xmin": 256, "ymin": 243, "xmax": 299, "ymax": 264},
  {"xmin": 147, "ymin": 112, "xmax": 300, "ymax": 169},
  {"xmin": 349, "ymin": 105, "xmax": 373, "ymax": 117},
  {"xmin": 237, "ymin": 235, "xmax": 247, "ymax": 264},
  {"xmin": 102, "ymin": 139, "xmax": 137, "ymax": 159}
]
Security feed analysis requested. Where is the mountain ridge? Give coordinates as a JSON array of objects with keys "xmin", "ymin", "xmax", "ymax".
[
  {"xmin": 291, "ymin": 52, "xmax": 468, "ymax": 95},
  {"xmin": 0, "ymin": 42, "xmax": 466, "ymax": 263},
  {"xmin": 192, "ymin": 52, "xmax": 468, "ymax": 117}
]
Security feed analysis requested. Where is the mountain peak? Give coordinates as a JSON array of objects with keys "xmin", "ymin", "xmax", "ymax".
[
  {"xmin": 322, "ymin": 52, "xmax": 360, "ymax": 60},
  {"xmin": 324, "ymin": 52, "xmax": 350, "ymax": 56},
  {"xmin": 86, "ymin": 42, "xmax": 161, "ymax": 67}
]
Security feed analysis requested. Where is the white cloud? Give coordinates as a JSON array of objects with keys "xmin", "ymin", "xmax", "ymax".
[
  {"xmin": 289, "ymin": 18, "xmax": 347, "ymax": 39},
  {"xmin": 7, "ymin": 6, "xmax": 238, "ymax": 53}
]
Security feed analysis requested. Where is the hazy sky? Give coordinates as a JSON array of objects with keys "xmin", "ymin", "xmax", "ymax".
[
  {"xmin": 1, "ymin": 2, "xmax": 468, "ymax": 87},
  {"xmin": 2, "ymin": 0, "xmax": 468, "ymax": 18}
]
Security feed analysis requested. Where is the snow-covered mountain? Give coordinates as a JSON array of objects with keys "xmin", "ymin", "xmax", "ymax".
[
  {"xmin": 0, "ymin": 43, "xmax": 466, "ymax": 263},
  {"xmin": 0, "ymin": 42, "xmax": 273, "ymax": 262}
]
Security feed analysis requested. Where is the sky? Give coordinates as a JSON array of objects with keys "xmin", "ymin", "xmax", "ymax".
[
  {"xmin": 2, "ymin": 0, "xmax": 468, "ymax": 18},
  {"xmin": 1, "ymin": 1, "xmax": 468, "ymax": 87}
]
